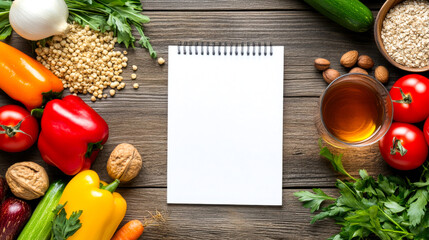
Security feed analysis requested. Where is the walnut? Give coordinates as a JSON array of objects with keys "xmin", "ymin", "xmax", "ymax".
[
  {"xmin": 6, "ymin": 162, "xmax": 49, "ymax": 200},
  {"xmin": 107, "ymin": 143, "xmax": 142, "ymax": 182}
]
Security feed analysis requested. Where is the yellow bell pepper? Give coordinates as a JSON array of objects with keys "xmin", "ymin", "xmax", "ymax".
[{"xmin": 58, "ymin": 170, "xmax": 127, "ymax": 240}]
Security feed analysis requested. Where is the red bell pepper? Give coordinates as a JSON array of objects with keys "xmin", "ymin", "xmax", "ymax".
[{"xmin": 38, "ymin": 95, "xmax": 109, "ymax": 175}]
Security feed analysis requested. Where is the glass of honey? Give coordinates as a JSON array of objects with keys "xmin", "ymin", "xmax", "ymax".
[{"xmin": 316, "ymin": 73, "xmax": 393, "ymax": 148}]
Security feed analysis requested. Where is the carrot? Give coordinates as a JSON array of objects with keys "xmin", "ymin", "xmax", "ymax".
[
  {"xmin": 112, "ymin": 211, "xmax": 166, "ymax": 240},
  {"xmin": 111, "ymin": 220, "xmax": 144, "ymax": 240}
]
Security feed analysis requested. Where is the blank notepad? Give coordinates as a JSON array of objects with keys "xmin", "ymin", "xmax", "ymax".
[{"xmin": 167, "ymin": 43, "xmax": 284, "ymax": 206}]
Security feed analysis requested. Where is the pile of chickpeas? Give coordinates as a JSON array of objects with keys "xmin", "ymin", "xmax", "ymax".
[{"xmin": 35, "ymin": 24, "xmax": 138, "ymax": 102}]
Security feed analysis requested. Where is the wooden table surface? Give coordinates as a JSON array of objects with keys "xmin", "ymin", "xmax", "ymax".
[{"xmin": 2, "ymin": 0, "xmax": 426, "ymax": 239}]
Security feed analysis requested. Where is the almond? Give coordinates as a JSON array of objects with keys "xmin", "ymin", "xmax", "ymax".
[
  {"xmin": 357, "ymin": 55, "xmax": 374, "ymax": 69},
  {"xmin": 340, "ymin": 50, "xmax": 358, "ymax": 68},
  {"xmin": 314, "ymin": 58, "xmax": 330, "ymax": 71},
  {"xmin": 375, "ymin": 66, "xmax": 389, "ymax": 84},
  {"xmin": 323, "ymin": 69, "xmax": 340, "ymax": 84},
  {"xmin": 349, "ymin": 67, "xmax": 368, "ymax": 75}
]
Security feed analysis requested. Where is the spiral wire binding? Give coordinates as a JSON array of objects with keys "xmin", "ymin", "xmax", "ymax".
[{"xmin": 177, "ymin": 42, "xmax": 274, "ymax": 56}]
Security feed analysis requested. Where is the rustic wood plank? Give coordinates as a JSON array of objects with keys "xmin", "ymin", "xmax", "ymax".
[
  {"xmin": 0, "ymin": 96, "xmax": 392, "ymax": 188},
  {"xmin": 118, "ymin": 188, "xmax": 339, "ymax": 239},
  {"xmin": 0, "ymin": 2, "xmax": 407, "ymax": 240},
  {"xmin": 4, "ymin": 11, "xmax": 420, "ymax": 98},
  {"xmin": 139, "ymin": 10, "xmax": 422, "ymax": 96},
  {"xmin": 1, "ymin": 10, "xmax": 403, "ymax": 188},
  {"xmin": 142, "ymin": 0, "xmax": 383, "ymax": 11}
]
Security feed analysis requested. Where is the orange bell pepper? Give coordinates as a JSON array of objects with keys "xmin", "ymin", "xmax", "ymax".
[{"xmin": 0, "ymin": 42, "xmax": 63, "ymax": 110}]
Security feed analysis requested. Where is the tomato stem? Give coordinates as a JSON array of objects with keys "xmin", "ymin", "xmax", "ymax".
[
  {"xmin": 0, "ymin": 117, "xmax": 32, "ymax": 139},
  {"xmin": 390, "ymin": 137, "xmax": 407, "ymax": 156},
  {"xmin": 392, "ymin": 87, "xmax": 412, "ymax": 104}
]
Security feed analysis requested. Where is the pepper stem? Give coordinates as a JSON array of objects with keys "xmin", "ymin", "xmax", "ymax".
[
  {"xmin": 85, "ymin": 141, "xmax": 104, "ymax": 158},
  {"xmin": 390, "ymin": 137, "xmax": 407, "ymax": 156},
  {"xmin": 31, "ymin": 91, "xmax": 63, "ymax": 118},
  {"xmin": 41, "ymin": 90, "xmax": 63, "ymax": 106},
  {"xmin": 31, "ymin": 108, "xmax": 44, "ymax": 118},
  {"xmin": 392, "ymin": 87, "xmax": 412, "ymax": 104},
  {"xmin": 100, "ymin": 179, "xmax": 120, "ymax": 193}
]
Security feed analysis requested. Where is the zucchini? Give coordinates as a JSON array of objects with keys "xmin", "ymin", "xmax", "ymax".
[
  {"xmin": 304, "ymin": 0, "xmax": 374, "ymax": 32},
  {"xmin": 17, "ymin": 180, "xmax": 66, "ymax": 240}
]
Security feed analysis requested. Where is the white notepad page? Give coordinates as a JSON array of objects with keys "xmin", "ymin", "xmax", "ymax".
[{"xmin": 167, "ymin": 44, "xmax": 284, "ymax": 205}]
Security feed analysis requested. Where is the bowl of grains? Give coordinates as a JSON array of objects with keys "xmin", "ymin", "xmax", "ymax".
[{"xmin": 375, "ymin": 0, "xmax": 429, "ymax": 72}]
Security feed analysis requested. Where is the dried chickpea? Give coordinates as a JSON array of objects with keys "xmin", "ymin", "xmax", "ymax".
[
  {"xmin": 158, "ymin": 57, "xmax": 165, "ymax": 65},
  {"xmin": 34, "ymin": 23, "xmax": 130, "ymax": 100}
]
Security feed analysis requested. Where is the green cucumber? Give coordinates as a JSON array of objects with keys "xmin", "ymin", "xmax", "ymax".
[
  {"xmin": 304, "ymin": 0, "xmax": 374, "ymax": 32},
  {"xmin": 18, "ymin": 180, "xmax": 66, "ymax": 240}
]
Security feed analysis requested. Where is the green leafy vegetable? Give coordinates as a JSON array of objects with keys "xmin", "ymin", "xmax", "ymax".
[
  {"xmin": 0, "ymin": 0, "xmax": 156, "ymax": 58},
  {"xmin": 295, "ymin": 141, "xmax": 429, "ymax": 240},
  {"xmin": 294, "ymin": 189, "xmax": 335, "ymax": 213},
  {"xmin": 51, "ymin": 202, "xmax": 83, "ymax": 240},
  {"xmin": 65, "ymin": 0, "xmax": 156, "ymax": 58},
  {"xmin": 0, "ymin": 0, "xmax": 12, "ymax": 40},
  {"xmin": 318, "ymin": 139, "xmax": 356, "ymax": 181},
  {"xmin": 407, "ymin": 190, "xmax": 428, "ymax": 227}
]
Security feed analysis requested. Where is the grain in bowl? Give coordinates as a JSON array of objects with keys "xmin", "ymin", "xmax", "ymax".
[{"xmin": 381, "ymin": 0, "xmax": 429, "ymax": 68}]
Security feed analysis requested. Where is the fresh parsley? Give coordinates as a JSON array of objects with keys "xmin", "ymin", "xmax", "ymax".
[
  {"xmin": 0, "ymin": 0, "xmax": 12, "ymax": 40},
  {"xmin": 0, "ymin": 0, "xmax": 156, "ymax": 58},
  {"xmin": 294, "ymin": 142, "xmax": 429, "ymax": 240},
  {"xmin": 65, "ymin": 0, "xmax": 157, "ymax": 58},
  {"xmin": 51, "ymin": 202, "xmax": 83, "ymax": 240},
  {"xmin": 318, "ymin": 139, "xmax": 356, "ymax": 181}
]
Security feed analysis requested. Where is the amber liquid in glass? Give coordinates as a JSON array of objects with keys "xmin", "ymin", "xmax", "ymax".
[{"xmin": 321, "ymin": 81, "xmax": 384, "ymax": 143}]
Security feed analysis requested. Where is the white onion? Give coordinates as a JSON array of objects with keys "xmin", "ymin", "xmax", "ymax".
[{"xmin": 9, "ymin": 0, "xmax": 69, "ymax": 41}]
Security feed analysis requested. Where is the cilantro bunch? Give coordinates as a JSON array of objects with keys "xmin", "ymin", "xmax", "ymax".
[{"xmin": 295, "ymin": 141, "xmax": 429, "ymax": 240}]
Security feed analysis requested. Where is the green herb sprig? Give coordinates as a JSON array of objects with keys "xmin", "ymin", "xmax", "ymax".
[
  {"xmin": 294, "ymin": 142, "xmax": 429, "ymax": 240},
  {"xmin": 0, "ymin": 0, "xmax": 156, "ymax": 58},
  {"xmin": 51, "ymin": 202, "xmax": 83, "ymax": 240},
  {"xmin": 0, "ymin": 0, "xmax": 12, "ymax": 40},
  {"xmin": 65, "ymin": 0, "xmax": 156, "ymax": 58}
]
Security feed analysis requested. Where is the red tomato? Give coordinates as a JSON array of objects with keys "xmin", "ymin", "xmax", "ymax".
[
  {"xmin": 0, "ymin": 105, "xmax": 39, "ymax": 152},
  {"xmin": 390, "ymin": 74, "xmax": 429, "ymax": 123},
  {"xmin": 425, "ymin": 117, "xmax": 429, "ymax": 146},
  {"xmin": 379, "ymin": 122, "xmax": 428, "ymax": 170}
]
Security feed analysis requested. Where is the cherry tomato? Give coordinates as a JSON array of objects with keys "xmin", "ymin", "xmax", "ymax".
[
  {"xmin": 379, "ymin": 122, "xmax": 428, "ymax": 170},
  {"xmin": 0, "ymin": 105, "xmax": 39, "ymax": 152},
  {"xmin": 390, "ymin": 74, "xmax": 429, "ymax": 123}
]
